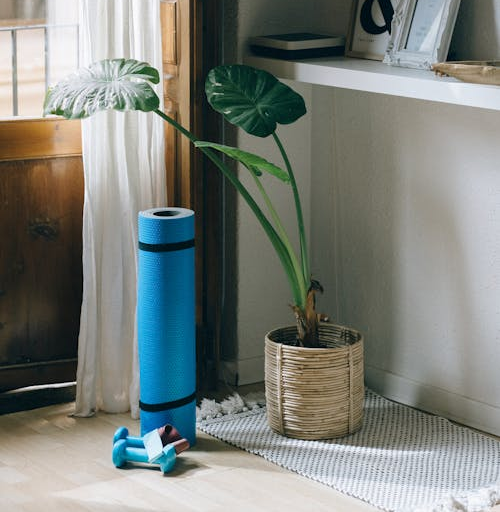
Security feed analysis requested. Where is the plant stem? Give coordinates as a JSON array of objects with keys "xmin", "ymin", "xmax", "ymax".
[
  {"xmin": 272, "ymin": 132, "xmax": 310, "ymax": 287},
  {"xmin": 249, "ymin": 169, "xmax": 307, "ymax": 305},
  {"xmin": 154, "ymin": 108, "xmax": 305, "ymax": 307}
]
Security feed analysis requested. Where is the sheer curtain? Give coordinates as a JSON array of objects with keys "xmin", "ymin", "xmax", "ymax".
[{"xmin": 74, "ymin": 0, "xmax": 166, "ymax": 418}]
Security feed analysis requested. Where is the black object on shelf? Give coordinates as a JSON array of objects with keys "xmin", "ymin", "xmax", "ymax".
[{"xmin": 249, "ymin": 32, "xmax": 345, "ymax": 60}]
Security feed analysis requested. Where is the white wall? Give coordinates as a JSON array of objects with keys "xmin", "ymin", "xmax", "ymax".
[
  {"xmin": 311, "ymin": 88, "xmax": 500, "ymax": 435},
  {"xmin": 221, "ymin": 0, "xmax": 346, "ymax": 384},
  {"xmin": 309, "ymin": 0, "xmax": 500, "ymax": 435},
  {"xmin": 225, "ymin": 0, "xmax": 500, "ymax": 435},
  {"xmin": 221, "ymin": 0, "xmax": 320, "ymax": 384}
]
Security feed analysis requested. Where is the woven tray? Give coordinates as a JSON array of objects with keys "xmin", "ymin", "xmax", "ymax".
[
  {"xmin": 265, "ymin": 323, "xmax": 364, "ymax": 440},
  {"xmin": 432, "ymin": 60, "xmax": 500, "ymax": 85}
]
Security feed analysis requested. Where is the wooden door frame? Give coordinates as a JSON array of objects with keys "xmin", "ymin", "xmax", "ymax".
[
  {"xmin": 166, "ymin": 0, "xmax": 223, "ymax": 390},
  {"xmin": 194, "ymin": 0, "xmax": 224, "ymax": 391}
]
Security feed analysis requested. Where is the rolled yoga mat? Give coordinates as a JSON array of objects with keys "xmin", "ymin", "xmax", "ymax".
[{"xmin": 137, "ymin": 207, "xmax": 196, "ymax": 446}]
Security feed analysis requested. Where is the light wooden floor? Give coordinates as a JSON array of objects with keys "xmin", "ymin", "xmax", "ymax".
[
  {"xmin": 1, "ymin": 401, "xmax": 499, "ymax": 512},
  {"xmin": 0, "ymin": 400, "xmax": 379, "ymax": 512}
]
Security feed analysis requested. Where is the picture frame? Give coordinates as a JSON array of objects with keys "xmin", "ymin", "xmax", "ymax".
[
  {"xmin": 383, "ymin": 0, "xmax": 462, "ymax": 69},
  {"xmin": 346, "ymin": 0, "xmax": 400, "ymax": 61}
]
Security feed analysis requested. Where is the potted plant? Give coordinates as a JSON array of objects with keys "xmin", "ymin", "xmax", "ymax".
[{"xmin": 44, "ymin": 58, "xmax": 364, "ymax": 440}]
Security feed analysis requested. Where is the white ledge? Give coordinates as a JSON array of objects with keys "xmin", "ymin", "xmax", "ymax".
[{"xmin": 244, "ymin": 55, "xmax": 500, "ymax": 112}]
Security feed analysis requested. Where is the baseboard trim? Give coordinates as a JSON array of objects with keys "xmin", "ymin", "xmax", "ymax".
[
  {"xmin": 219, "ymin": 360, "xmax": 500, "ymax": 436},
  {"xmin": 0, "ymin": 382, "xmax": 76, "ymax": 415},
  {"xmin": 365, "ymin": 365, "xmax": 500, "ymax": 436}
]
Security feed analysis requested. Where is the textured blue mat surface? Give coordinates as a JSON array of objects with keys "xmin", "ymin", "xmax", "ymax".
[{"xmin": 137, "ymin": 207, "xmax": 196, "ymax": 445}]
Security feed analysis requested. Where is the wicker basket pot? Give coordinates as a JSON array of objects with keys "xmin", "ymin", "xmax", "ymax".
[{"xmin": 265, "ymin": 323, "xmax": 364, "ymax": 440}]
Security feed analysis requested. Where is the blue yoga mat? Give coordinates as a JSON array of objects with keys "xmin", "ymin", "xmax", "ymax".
[{"xmin": 137, "ymin": 207, "xmax": 196, "ymax": 446}]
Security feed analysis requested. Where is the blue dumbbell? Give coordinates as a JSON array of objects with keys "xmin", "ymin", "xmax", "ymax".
[
  {"xmin": 112, "ymin": 439, "xmax": 178, "ymax": 474},
  {"xmin": 113, "ymin": 424, "xmax": 184, "ymax": 450},
  {"xmin": 113, "ymin": 426, "xmax": 144, "ymax": 448}
]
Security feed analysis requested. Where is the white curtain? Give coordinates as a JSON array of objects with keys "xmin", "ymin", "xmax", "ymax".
[{"xmin": 74, "ymin": 0, "xmax": 166, "ymax": 418}]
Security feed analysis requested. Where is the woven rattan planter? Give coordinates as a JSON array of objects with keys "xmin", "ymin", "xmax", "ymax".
[{"xmin": 265, "ymin": 323, "xmax": 364, "ymax": 440}]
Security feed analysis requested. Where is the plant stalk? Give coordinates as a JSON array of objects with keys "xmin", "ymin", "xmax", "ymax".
[
  {"xmin": 249, "ymin": 169, "xmax": 307, "ymax": 305},
  {"xmin": 272, "ymin": 132, "xmax": 310, "ymax": 286}
]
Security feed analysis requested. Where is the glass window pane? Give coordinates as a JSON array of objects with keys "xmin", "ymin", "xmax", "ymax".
[
  {"xmin": 0, "ymin": 0, "xmax": 79, "ymax": 119},
  {"xmin": 0, "ymin": 31, "xmax": 12, "ymax": 117},
  {"xmin": 17, "ymin": 27, "xmax": 45, "ymax": 117},
  {"xmin": 49, "ymin": 25, "xmax": 79, "ymax": 85}
]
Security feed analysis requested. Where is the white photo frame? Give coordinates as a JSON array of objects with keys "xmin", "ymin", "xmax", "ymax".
[
  {"xmin": 346, "ymin": 0, "xmax": 400, "ymax": 61},
  {"xmin": 383, "ymin": 0, "xmax": 461, "ymax": 69}
]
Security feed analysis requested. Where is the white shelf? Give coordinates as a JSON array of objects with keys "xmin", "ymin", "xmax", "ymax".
[{"xmin": 244, "ymin": 55, "xmax": 500, "ymax": 112}]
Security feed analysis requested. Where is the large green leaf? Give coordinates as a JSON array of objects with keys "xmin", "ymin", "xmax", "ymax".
[
  {"xmin": 194, "ymin": 141, "xmax": 290, "ymax": 182},
  {"xmin": 43, "ymin": 58, "xmax": 160, "ymax": 119},
  {"xmin": 205, "ymin": 64, "xmax": 306, "ymax": 138}
]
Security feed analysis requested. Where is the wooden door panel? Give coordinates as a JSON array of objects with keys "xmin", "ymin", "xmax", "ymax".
[
  {"xmin": 0, "ymin": 119, "xmax": 82, "ymax": 161},
  {"xmin": 0, "ymin": 132, "xmax": 83, "ymax": 392},
  {"xmin": 0, "ymin": 0, "xmax": 222, "ymax": 395}
]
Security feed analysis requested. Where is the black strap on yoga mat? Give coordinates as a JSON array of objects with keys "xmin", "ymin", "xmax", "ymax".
[
  {"xmin": 139, "ymin": 391, "xmax": 196, "ymax": 412},
  {"xmin": 139, "ymin": 239, "xmax": 194, "ymax": 253}
]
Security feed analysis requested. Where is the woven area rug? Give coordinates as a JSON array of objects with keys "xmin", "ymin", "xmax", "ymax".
[{"xmin": 197, "ymin": 390, "xmax": 500, "ymax": 512}]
